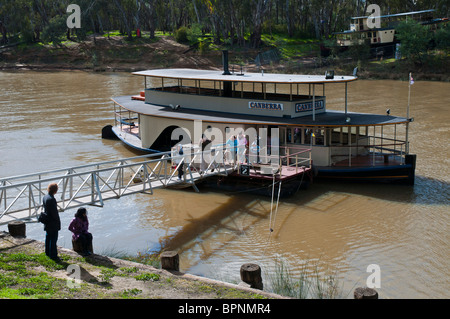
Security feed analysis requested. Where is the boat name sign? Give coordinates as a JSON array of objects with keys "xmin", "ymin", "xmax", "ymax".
[
  {"xmin": 249, "ymin": 101, "xmax": 284, "ymax": 111},
  {"xmin": 295, "ymin": 100, "xmax": 325, "ymax": 113}
]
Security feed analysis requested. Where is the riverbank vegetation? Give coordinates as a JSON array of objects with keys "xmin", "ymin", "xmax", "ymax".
[
  {"xmin": 1, "ymin": 1, "xmax": 449, "ymax": 80},
  {"xmin": 0, "ymin": 231, "xmax": 352, "ymax": 299},
  {"xmin": 119, "ymin": 250, "xmax": 348, "ymax": 299},
  {"xmin": 0, "ymin": 234, "xmax": 272, "ymax": 299}
]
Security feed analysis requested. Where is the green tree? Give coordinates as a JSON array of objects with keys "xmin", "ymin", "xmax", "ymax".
[
  {"xmin": 395, "ymin": 20, "xmax": 431, "ymax": 64},
  {"xmin": 435, "ymin": 24, "xmax": 450, "ymax": 52},
  {"xmin": 41, "ymin": 15, "xmax": 67, "ymax": 45}
]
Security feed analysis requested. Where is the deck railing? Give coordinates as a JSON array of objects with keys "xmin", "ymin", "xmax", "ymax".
[
  {"xmin": 330, "ymin": 135, "xmax": 407, "ymax": 167},
  {"xmin": 114, "ymin": 104, "xmax": 139, "ymax": 134},
  {"xmin": 279, "ymin": 146, "xmax": 312, "ymax": 174},
  {"xmin": 232, "ymin": 145, "xmax": 312, "ymax": 176}
]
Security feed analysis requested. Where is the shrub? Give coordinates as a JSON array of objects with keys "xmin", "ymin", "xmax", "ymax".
[
  {"xmin": 395, "ymin": 20, "xmax": 431, "ymax": 64},
  {"xmin": 435, "ymin": 24, "xmax": 450, "ymax": 51},
  {"xmin": 41, "ymin": 15, "xmax": 68, "ymax": 45},
  {"xmin": 134, "ymin": 272, "xmax": 160, "ymax": 282},
  {"xmin": 175, "ymin": 26, "xmax": 189, "ymax": 43}
]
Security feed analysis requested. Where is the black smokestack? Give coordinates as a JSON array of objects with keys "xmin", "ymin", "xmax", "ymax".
[{"xmin": 222, "ymin": 50, "xmax": 231, "ymax": 75}]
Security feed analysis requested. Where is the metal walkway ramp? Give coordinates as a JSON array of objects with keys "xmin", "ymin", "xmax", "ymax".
[{"xmin": 0, "ymin": 146, "xmax": 235, "ymax": 225}]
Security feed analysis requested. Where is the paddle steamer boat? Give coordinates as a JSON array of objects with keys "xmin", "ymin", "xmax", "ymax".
[
  {"xmin": 106, "ymin": 53, "xmax": 416, "ymax": 186},
  {"xmin": 331, "ymin": 9, "xmax": 447, "ymax": 57}
]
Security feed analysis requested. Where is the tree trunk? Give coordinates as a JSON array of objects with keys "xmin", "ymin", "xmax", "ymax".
[
  {"xmin": 192, "ymin": 0, "xmax": 201, "ymax": 24},
  {"xmin": 114, "ymin": 0, "xmax": 133, "ymax": 40},
  {"xmin": 144, "ymin": 0, "xmax": 157, "ymax": 39},
  {"xmin": 0, "ymin": 22, "xmax": 8, "ymax": 45},
  {"xmin": 251, "ymin": 0, "xmax": 268, "ymax": 48}
]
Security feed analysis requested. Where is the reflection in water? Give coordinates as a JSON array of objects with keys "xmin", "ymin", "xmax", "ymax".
[{"xmin": 0, "ymin": 71, "xmax": 449, "ymax": 298}]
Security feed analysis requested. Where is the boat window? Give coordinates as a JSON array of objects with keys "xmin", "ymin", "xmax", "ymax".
[
  {"xmin": 303, "ymin": 129, "xmax": 312, "ymax": 145},
  {"xmin": 314, "ymin": 129, "xmax": 325, "ymax": 146},
  {"xmin": 368, "ymin": 32, "xmax": 372, "ymax": 38},
  {"xmin": 293, "ymin": 128, "xmax": 302, "ymax": 144},
  {"xmin": 286, "ymin": 128, "xmax": 292, "ymax": 143},
  {"xmin": 330, "ymin": 128, "xmax": 340, "ymax": 145}
]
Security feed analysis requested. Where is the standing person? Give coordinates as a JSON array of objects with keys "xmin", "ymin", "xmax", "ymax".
[
  {"xmin": 250, "ymin": 136, "xmax": 261, "ymax": 164},
  {"xmin": 226, "ymin": 135, "xmax": 237, "ymax": 164},
  {"xmin": 237, "ymin": 131, "xmax": 247, "ymax": 163},
  {"xmin": 176, "ymin": 144, "xmax": 184, "ymax": 181},
  {"xmin": 42, "ymin": 183, "xmax": 61, "ymax": 261},
  {"xmin": 69, "ymin": 207, "xmax": 93, "ymax": 256},
  {"xmin": 199, "ymin": 134, "xmax": 211, "ymax": 174}
]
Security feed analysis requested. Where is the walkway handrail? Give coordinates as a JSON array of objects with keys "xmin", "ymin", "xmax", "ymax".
[
  {"xmin": 0, "ymin": 143, "xmax": 311, "ymax": 225},
  {"xmin": 0, "ymin": 150, "xmax": 172, "ymax": 185},
  {"xmin": 0, "ymin": 145, "xmax": 235, "ymax": 225}
]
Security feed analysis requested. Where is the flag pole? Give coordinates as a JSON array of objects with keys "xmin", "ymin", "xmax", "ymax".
[
  {"xmin": 406, "ymin": 72, "xmax": 412, "ymax": 155},
  {"xmin": 407, "ymin": 72, "xmax": 411, "ymax": 119}
]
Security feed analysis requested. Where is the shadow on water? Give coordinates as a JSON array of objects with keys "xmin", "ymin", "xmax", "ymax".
[
  {"xmin": 280, "ymin": 175, "xmax": 450, "ymax": 207},
  {"xmin": 157, "ymin": 174, "xmax": 449, "ymax": 253},
  {"xmin": 158, "ymin": 193, "xmax": 267, "ymax": 253}
]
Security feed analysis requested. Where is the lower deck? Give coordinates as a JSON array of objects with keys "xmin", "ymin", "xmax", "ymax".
[
  {"xmin": 110, "ymin": 94, "xmax": 414, "ymax": 183},
  {"xmin": 231, "ymin": 164, "xmax": 312, "ymax": 182},
  {"xmin": 333, "ymin": 154, "xmax": 403, "ymax": 167}
]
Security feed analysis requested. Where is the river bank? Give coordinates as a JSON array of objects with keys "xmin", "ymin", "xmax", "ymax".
[
  {"xmin": 0, "ymin": 231, "xmax": 285, "ymax": 300},
  {"xmin": 1, "ymin": 35, "xmax": 449, "ymax": 81}
]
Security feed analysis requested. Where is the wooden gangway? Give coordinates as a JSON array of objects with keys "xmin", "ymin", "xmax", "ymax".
[{"xmin": 0, "ymin": 146, "xmax": 235, "ymax": 226}]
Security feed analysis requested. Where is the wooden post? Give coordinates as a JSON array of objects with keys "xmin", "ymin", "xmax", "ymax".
[
  {"xmin": 240, "ymin": 263, "xmax": 263, "ymax": 290},
  {"xmin": 354, "ymin": 287, "xmax": 379, "ymax": 299},
  {"xmin": 161, "ymin": 251, "xmax": 179, "ymax": 271},
  {"xmin": 8, "ymin": 221, "xmax": 26, "ymax": 238}
]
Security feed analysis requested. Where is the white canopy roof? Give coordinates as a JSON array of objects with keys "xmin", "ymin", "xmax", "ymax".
[{"xmin": 133, "ymin": 68, "xmax": 357, "ymax": 84}]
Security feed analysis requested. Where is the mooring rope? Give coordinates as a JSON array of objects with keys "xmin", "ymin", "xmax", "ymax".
[{"xmin": 264, "ymin": 174, "xmax": 282, "ymax": 255}]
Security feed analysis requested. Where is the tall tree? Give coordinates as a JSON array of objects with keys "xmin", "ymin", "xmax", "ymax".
[
  {"xmin": 113, "ymin": 0, "xmax": 134, "ymax": 40},
  {"xmin": 250, "ymin": 0, "xmax": 270, "ymax": 47}
]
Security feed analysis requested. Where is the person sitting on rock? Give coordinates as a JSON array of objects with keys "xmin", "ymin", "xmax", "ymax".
[{"xmin": 68, "ymin": 207, "xmax": 93, "ymax": 256}]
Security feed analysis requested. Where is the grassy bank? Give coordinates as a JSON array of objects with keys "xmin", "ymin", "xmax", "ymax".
[
  {"xmin": 1, "ymin": 232, "xmax": 352, "ymax": 299},
  {"xmin": 0, "ymin": 233, "xmax": 279, "ymax": 299}
]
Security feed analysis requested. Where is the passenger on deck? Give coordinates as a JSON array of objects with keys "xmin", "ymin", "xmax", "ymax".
[
  {"xmin": 237, "ymin": 132, "xmax": 247, "ymax": 163},
  {"xmin": 199, "ymin": 134, "xmax": 212, "ymax": 174},
  {"xmin": 176, "ymin": 144, "xmax": 184, "ymax": 181},
  {"xmin": 250, "ymin": 137, "xmax": 261, "ymax": 164},
  {"xmin": 226, "ymin": 135, "xmax": 237, "ymax": 164}
]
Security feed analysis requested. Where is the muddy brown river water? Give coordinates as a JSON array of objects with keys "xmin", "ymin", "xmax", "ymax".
[{"xmin": 0, "ymin": 70, "xmax": 448, "ymax": 298}]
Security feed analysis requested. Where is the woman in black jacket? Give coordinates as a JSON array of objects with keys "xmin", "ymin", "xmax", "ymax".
[{"xmin": 42, "ymin": 183, "xmax": 61, "ymax": 261}]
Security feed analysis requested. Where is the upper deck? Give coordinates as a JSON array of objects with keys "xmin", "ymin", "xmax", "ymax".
[
  {"xmin": 132, "ymin": 68, "xmax": 358, "ymax": 119},
  {"xmin": 133, "ymin": 68, "xmax": 358, "ymax": 85},
  {"xmin": 112, "ymin": 95, "xmax": 409, "ymax": 127}
]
